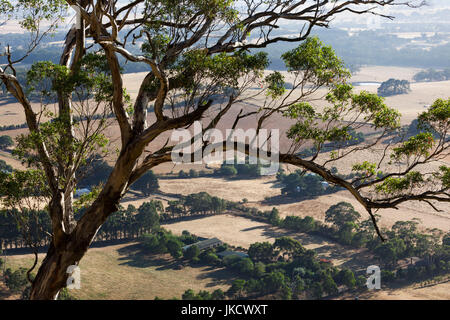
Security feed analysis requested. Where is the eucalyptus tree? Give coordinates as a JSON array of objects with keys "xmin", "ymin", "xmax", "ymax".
[{"xmin": 0, "ymin": 0, "xmax": 448, "ymax": 300}]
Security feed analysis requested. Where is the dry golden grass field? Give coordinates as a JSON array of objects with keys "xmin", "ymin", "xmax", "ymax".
[
  {"xmin": 3, "ymin": 242, "xmax": 235, "ymax": 300},
  {"xmin": 1, "ymin": 66, "xmax": 447, "ymax": 129},
  {"xmin": 155, "ymin": 177, "xmax": 450, "ymax": 232},
  {"xmin": 163, "ymin": 213, "xmax": 376, "ymax": 270},
  {"xmin": 335, "ymin": 274, "xmax": 450, "ymax": 300},
  {"xmin": 353, "ymin": 282, "xmax": 450, "ymax": 300},
  {"xmin": 1, "ymin": 66, "xmax": 449, "ymax": 300},
  {"xmin": 3, "ymin": 212, "xmax": 448, "ymax": 300}
]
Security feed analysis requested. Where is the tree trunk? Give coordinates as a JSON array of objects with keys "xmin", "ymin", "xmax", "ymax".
[
  {"xmin": 29, "ymin": 242, "xmax": 72, "ymax": 300},
  {"xmin": 29, "ymin": 144, "xmax": 142, "ymax": 299},
  {"xmin": 30, "ymin": 197, "xmax": 117, "ymax": 299},
  {"xmin": 29, "ymin": 228, "xmax": 101, "ymax": 300}
]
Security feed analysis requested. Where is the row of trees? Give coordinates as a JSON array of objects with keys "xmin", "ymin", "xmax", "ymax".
[
  {"xmin": 0, "ymin": 190, "xmax": 230, "ymax": 251},
  {"xmin": 0, "ymin": 123, "xmax": 28, "ymax": 132},
  {"xmin": 0, "ymin": 159, "xmax": 12, "ymax": 173},
  {"xmin": 413, "ymin": 68, "xmax": 450, "ymax": 82},
  {"xmin": 0, "ymin": 189, "xmax": 229, "ymax": 251},
  {"xmin": 164, "ymin": 192, "xmax": 229, "ymax": 220},
  {"xmin": 216, "ymin": 161, "xmax": 263, "ymax": 178},
  {"xmin": 95, "ymin": 201, "xmax": 162, "ymax": 241},
  {"xmin": 135, "ymin": 211, "xmax": 362, "ymax": 300},
  {"xmin": 0, "ymin": 209, "xmax": 52, "ymax": 250},
  {"xmin": 177, "ymin": 161, "xmax": 265, "ymax": 179},
  {"xmin": 267, "ymin": 202, "xmax": 449, "ymax": 283},
  {"xmin": 3, "ymin": 185, "xmax": 447, "ymax": 287},
  {"xmin": 245, "ymin": 204, "xmax": 366, "ymax": 247},
  {"xmin": 177, "ymin": 169, "xmax": 208, "ymax": 179},
  {"xmin": 324, "ymin": 203, "xmax": 450, "ymax": 278},
  {"xmin": 192, "ymin": 237, "xmax": 362, "ymax": 299},
  {"xmin": 177, "ymin": 161, "xmax": 264, "ymax": 180},
  {"xmin": 276, "ymin": 170, "xmax": 338, "ymax": 198},
  {"xmin": 0, "ymin": 200, "xmax": 163, "ymax": 250},
  {"xmin": 240, "ymin": 201, "xmax": 450, "ymax": 284}
]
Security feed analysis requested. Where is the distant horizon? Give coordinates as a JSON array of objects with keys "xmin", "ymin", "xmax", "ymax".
[{"xmin": 1, "ymin": 0, "xmax": 450, "ymax": 35}]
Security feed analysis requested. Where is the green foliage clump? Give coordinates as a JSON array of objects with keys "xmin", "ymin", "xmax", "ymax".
[
  {"xmin": 4, "ymin": 267, "xmax": 29, "ymax": 293},
  {"xmin": 278, "ymin": 170, "xmax": 330, "ymax": 198},
  {"xmin": 413, "ymin": 69, "xmax": 450, "ymax": 82},
  {"xmin": 325, "ymin": 202, "xmax": 361, "ymax": 229},
  {"xmin": 218, "ymin": 164, "xmax": 237, "ymax": 176},
  {"xmin": 0, "ymin": 135, "xmax": 13, "ymax": 149},
  {"xmin": 418, "ymin": 98, "xmax": 450, "ymax": 139},
  {"xmin": 281, "ymin": 216, "xmax": 317, "ymax": 233},
  {"xmin": 325, "ymin": 202, "xmax": 361, "ymax": 245},
  {"xmin": 178, "ymin": 170, "xmax": 189, "ymax": 178},
  {"xmin": 391, "ymin": 132, "xmax": 434, "ymax": 161},
  {"xmin": 248, "ymin": 242, "xmax": 274, "ymax": 263},
  {"xmin": 183, "ymin": 245, "xmax": 200, "ymax": 261},
  {"xmin": 334, "ymin": 269, "xmax": 356, "ymax": 289},
  {"xmin": 141, "ymin": 229, "xmax": 183, "ymax": 259},
  {"xmin": 184, "ymin": 192, "xmax": 227, "ymax": 215},
  {"xmin": 284, "ymin": 83, "xmax": 400, "ymax": 152},
  {"xmin": 281, "ymin": 36, "xmax": 350, "ymax": 86},
  {"xmin": 181, "ymin": 288, "xmax": 225, "ymax": 300},
  {"xmin": 132, "ymin": 170, "xmax": 159, "ymax": 196},
  {"xmin": 375, "ymin": 171, "xmax": 425, "ymax": 195},
  {"xmin": 0, "ymin": 159, "xmax": 13, "ymax": 173},
  {"xmin": 377, "ymin": 79, "xmax": 410, "ymax": 97},
  {"xmin": 217, "ymin": 160, "xmax": 262, "ymax": 178}
]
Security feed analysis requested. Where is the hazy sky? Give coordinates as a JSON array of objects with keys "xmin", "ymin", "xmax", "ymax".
[{"xmin": 1, "ymin": 0, "xmax": 449, "ymax": 34}]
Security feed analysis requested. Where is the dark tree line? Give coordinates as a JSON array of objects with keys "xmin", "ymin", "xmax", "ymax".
[
  {"xmin": 164, "ymin": 192, "xmax": 228, "ymax": 221},
  {"xmin": 0, "ymin": 135, "xmax": 13, "ymax": 150},
  {"xmin": 0, "ymin": 159, "xmax": 13, "ymax": 173},
  {"xmin": 0, "ymin": 200, "xmax": 162, "ymax": 250},
  {"xmin": 216, "ymin": 160, "xmax": 263, "ymax": 178},
  {"xmin": 178, "ymin": 237, "xmax": 363, "ymax": 300},
  {"xmin": 414, "ymin": 69, "xmax": 450, "ymax": 82},
  {"xmin": 240, "ymin": 201, "xmax": 450, "ymax": 284},
  {"xmin": 0, "ymin": 191, "xmax": 229, "ymax": 251},
  {"xmin": 377, "ymin": 79, "xmax": 411, "ymax": 97},
  {"xmin": 276, "ymin": 170, "xmax": 340, "ymax": 198}
]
